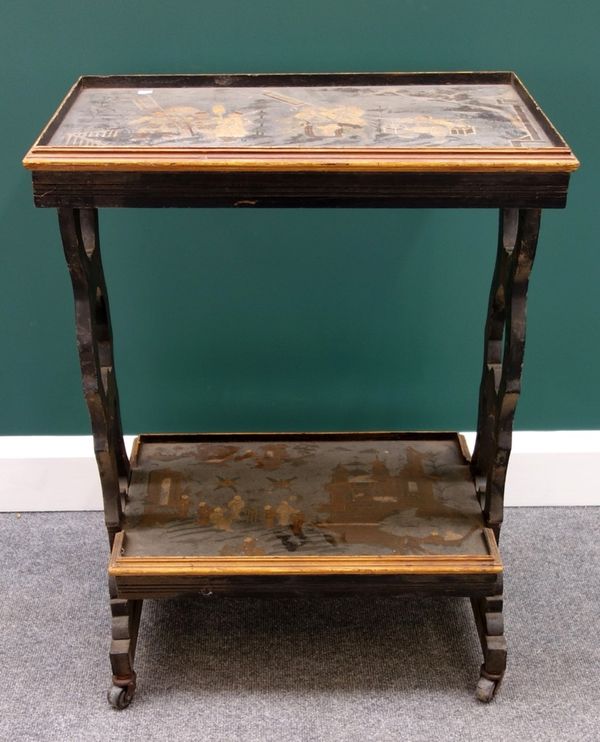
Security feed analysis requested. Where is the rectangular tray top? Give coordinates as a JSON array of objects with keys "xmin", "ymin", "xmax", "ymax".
[
  {"xmin": 109, "ymin": 432, "xmax": 501, "ymax": 580},
  {"xmin": 23, "ymin": 72, "xmax": 578, "ymax": 173}
]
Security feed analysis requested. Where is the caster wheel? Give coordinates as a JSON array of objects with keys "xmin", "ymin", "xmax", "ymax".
[
  {"xmin": 107, "ymin": 683, "xmax": 133, "ymax": 709},
  {"xmin": 475, "ymin": 675, "xmax": 497, "ymax": 703}
]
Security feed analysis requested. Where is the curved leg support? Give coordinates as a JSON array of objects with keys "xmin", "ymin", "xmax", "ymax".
[
  {"xmin": 471, "ymin": 594, "xmax": 507, "ymax": 702},
  {"xmin": 108, "ymin": 576, "xmax": 142, "ymax": 709},
  {"xmin": 472, "ymin": 208, "xmax": 542, "ymax": 539},
  {"xmin": 58, "ymin": 208, "xmax": 129, "ymax": 548}
]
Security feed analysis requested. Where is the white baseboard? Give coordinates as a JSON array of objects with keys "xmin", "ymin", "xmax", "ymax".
[{"xmin": 0, "ymin": 432, "xmax": 599, "ymax": 511}]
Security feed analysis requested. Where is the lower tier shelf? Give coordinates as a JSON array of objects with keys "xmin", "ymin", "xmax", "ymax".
[{"xmin": 109, "ymin": 432, "xmax": 501, "ymax": 595}]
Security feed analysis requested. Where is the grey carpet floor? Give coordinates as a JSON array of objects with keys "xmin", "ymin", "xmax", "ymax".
[{"xmin": 0, "ymin": 508, "xmax": 598, "ymax": 742}]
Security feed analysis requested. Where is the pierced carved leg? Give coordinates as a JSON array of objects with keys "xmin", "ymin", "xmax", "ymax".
[
  {"xmin": 472, "ymin": 208, "xmax": 541, "ymax": 538},
  {"xmin": 58, "ymin": 208, "xmax": 129, "ymax": 547},
  {"xmin": 59, "ymin": 209, "xmax": 137, "ymax": 705},
  {"xmin": 108, "ymin": 576, "xmax": 142, "ymax": 709},
  {"xmin": 471, "ymin": 594, "xmax": 506, "ymax": 702}
]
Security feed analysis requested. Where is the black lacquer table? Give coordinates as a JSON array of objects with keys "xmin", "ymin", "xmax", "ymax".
[{"xmin": 24, "ymin": 72, "xmax": 578, "ymax": 707}]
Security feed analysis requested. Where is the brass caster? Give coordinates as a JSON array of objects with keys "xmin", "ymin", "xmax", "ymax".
[
  {"xmin": 107, "ymin": 682, "xmax": 134, "ymax": 709},
  {"xmin": 475, "ymin": 674, "xmax": 498, "ymax": 703}
]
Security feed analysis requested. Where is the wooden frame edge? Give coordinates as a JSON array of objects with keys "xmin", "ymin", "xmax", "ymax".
[
  {"xmin": 28, "ymin": 77, "xmax": 84, "ymax": 151},
  {"xmin": 108, "ymin": 529, "xmax": 502, "ymax": 577},
  {"xmin": 23, "ymin": 147, "xmax": 579, "ymax": 173},
  {"xmin": 135, "ymin": 430, "xmax": 462, "ymax": 443},
  {"xmin": 22, "ymin": 70, "xmax": 579, "ymax": 174}
]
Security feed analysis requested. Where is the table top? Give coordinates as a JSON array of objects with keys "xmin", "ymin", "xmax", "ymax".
[{"xmin": 23, "ymin": 72, "xmax": 578, "ymax": 174}]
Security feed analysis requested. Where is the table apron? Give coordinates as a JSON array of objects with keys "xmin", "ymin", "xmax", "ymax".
[
  {"xmin": 32, "ymin": 171, "xmax": 570, "ymax": 208},
  {"xmin": 112, "ymin": 571, "xmax": 503, "ymax": 600}
]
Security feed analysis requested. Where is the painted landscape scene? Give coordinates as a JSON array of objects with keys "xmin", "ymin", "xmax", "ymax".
[
  {"xmin": 49, "ymin": 83, "xmax": 553, "ymax": 149},
  {"xmin": 122, "ymin": 438, "xmax": 488, "ymax": 558}
]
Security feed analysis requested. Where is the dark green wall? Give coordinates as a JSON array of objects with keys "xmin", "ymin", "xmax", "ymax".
[{"xmin": 1, "ymin": 0, "xmax": 597, "ymax": 434}]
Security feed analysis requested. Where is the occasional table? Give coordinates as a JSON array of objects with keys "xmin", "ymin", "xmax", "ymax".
[{"xmin": 23, "ymin": 72, "xmax": 578, "ymax": 706}]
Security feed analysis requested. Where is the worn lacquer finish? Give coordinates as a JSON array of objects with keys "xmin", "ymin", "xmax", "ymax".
[
  {"xmin": 24, "ymin": 71, "xmax": 578, "ymax": 704},
  {"xmin": 23, "ymin": 73, "xmax": 579, "ymax": 174},
  {"xmin": 48, "ymin": 84, "xmax": 553, "ymax": 149},
  {"xmin": 122, "ymin": 436, "xmax": 487, "ymax": 559}
]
